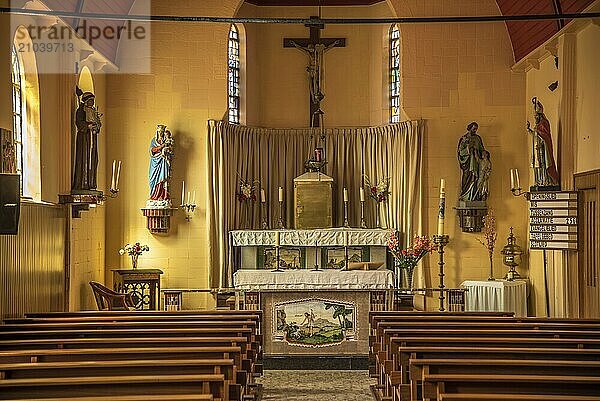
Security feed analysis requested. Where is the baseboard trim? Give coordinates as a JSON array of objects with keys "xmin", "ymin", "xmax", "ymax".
[{"xmin": 263, "ymin": 355, "xmax": 369, "ymax": 370}]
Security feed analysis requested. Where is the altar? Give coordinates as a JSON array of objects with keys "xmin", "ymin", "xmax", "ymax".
[{"xmin": 233, "ymin": 269, "xmax": 393, "ymax": 367}]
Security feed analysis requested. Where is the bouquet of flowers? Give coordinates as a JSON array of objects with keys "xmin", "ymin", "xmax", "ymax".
[
  {"xmin": 236, "ymin": 176, "xmax": 259, "ymax": 203},
  {"xmin": 118, "ymin": 242, "xmax": 150, "ymax": 269},
  {"xmin": 387, "ymin": 231, "xmax": 437, "ymax": 287},
  {"xmin": 363, "ymin": 175, "xmax": 391, "ymax": 203},
  {"xmin": 477, "ymin": 208, "xmax": 498, "ymax": 280}
]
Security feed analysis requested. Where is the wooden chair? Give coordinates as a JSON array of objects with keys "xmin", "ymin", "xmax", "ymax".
[{"xmin": 89, "ymin": 281, "xmax": 135, "ymax": 311}]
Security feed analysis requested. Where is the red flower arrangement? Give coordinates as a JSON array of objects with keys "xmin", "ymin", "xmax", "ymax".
[
  {"xmin": 363, "ymin": 175, "xmax": 391, "ymax": 203},
  {"xmin": 387, "ymin": 231, "xmax": 437, "ymax": 270},
  {"xmin": 236, "ymin": 176, "xmax": 259, "ymax": 203}
]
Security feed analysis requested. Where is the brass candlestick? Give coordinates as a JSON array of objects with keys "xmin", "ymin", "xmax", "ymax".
[
  {"xmin": 277, "ymin": 200, "xmax": 285, "ymax": 229},
  {"xmin": 360, "ymin": 201, "xmax": 367, "ymax": 229},
  {"xmin": 311, "ymin": 241, "xmax": 321, "ymax": 272},
  {"xmin": 433, "ymin": 234, "xmax": 450, "ymax": 312},
  {"xmin": 261, "ymin": 202, "xmax": 269, "ymax": 230},
  {"xmin": 343, "ymin": 200, "xmax": 350, "ymax": 227}
]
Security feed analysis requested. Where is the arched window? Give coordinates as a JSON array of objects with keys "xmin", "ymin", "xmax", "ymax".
[
  {"xmin": 12, "ymin": 27, "xmax": 41, "ymax": 201},
  {"xmin": 228, "ymin": 24, "xmax": 240, "ymax": 124},
  {"xmin": 389, "ymin": 24, "xmax": 401, "ymax": 123},
  {"xmin": 11, "ymin": 44, "xmax": 24, "ymax": 188}
]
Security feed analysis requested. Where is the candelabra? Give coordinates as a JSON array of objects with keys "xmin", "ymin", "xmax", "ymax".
[
  {"xmin": 360, "ymin": 200, "xmax": 367, "ymax": 229},
  {"xmin": 343, "ymin": 200, "xmax": 350, "ymax": 228},
  {"xmin": 433, "ymin": 234, "xmax": 450, "ymax": 312},
  {"xmin": 261, "ymin": 203, "xmax": 269, "ymax": 230},
  {"xmin": 277, "ymin": 200, "xmax": 285, "ymax": 229},
  {"xmin": 511, "ymin": 186, "xmax": 530, "ymax": 199}
]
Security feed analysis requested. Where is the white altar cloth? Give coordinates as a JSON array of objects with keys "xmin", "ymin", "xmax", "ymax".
[
  {"xmin": 462, "ymin": 279, "xmax": 528, "ymax": 317},
  {"xmin": 234, "ymin": 269, "xmax": 394, "ymax": 291},
  {"xmin": 230, "ymin": 228, "xmax": 392, "ymax": 247}
]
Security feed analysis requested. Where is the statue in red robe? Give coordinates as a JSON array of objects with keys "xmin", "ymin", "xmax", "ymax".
[{"xmin": 527, "ymin": 98, "xmax": 559, "ymax": 188}]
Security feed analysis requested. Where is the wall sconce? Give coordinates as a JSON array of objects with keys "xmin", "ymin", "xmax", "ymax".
[
  {"xmin": 180, "ymin": 181, "xmax": 196, "ymax": 221},
  {"xmin": 509, "ymin": 168, "xmax": 530, "ymax": 199}
]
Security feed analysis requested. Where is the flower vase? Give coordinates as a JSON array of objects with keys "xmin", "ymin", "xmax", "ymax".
[
  {"xmin": 487, "ymin": 254, "xmax": 495, "ymax": 280},
  {"xmin": 376, "ymin": 202, "xmax": 381, "ymax": 229},
  {"xmin": 131, "ymin": 254, "xmax": 139, "ymax": 270},
  {"xmin": 406, "ymin": 266, "xmax": 415, "ymax": 289}
]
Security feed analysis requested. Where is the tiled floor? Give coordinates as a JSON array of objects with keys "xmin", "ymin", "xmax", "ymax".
[{"xmin": 257, "ymin": 370, "xmax": 376, "ymax": 401}]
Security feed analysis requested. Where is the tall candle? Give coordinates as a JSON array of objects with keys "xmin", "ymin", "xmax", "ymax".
[
  {"xmin": 437, "ymin": 179, "xmax": 446, "ymax": 236},
  {"xmin": 192, "ymin": 190, "xmax": 196, "ymax": 205},
  {"xmin": 344, "ymin": 231, "xmax": 349, "ymax": 247},
  {"xmin": 187, "ymin": 191, "xmax": 191, "ymax": 205},
  {"xmin": 261, "ymin": 188, "xmax": 266, "ymax": 203},
  {"xmin": 515, "ymin": 169, "xmax": 520, "ymax": 190},
  {"xmin": 115, "ymin": 161, "xmax": 121, "ymax": 189},
  {"xmin": 111, "ymin": 160, "xmax": 116, "ymax": 191},
  {"xmin": 343, "ymin": 188, "xmax": 349, "ymax": 202},
  {"xmin": 510, "ymin": 169, "xmax": 515, "ymax": 190},
  {"xmin": 181, "ymin": 181, "xmax": 185, "ymax": 205},
  {"xmin": 278, "ymin": 187, "xmax": 284, "ymax": 202},
  {"xmin": 275, "ymin": 231, "xmax": 280, "ymax": 247},
  {"xmin": 360, "ymin": 187, "xmax": 365, "ymax": 202}
]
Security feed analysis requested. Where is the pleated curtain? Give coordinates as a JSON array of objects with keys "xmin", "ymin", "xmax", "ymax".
[{"xmin": 207, "ymin": 119, "xmax": 424, "ymax": 288}]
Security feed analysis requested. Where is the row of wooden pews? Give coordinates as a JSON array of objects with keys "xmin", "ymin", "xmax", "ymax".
[
  {"xmin": 369, "ymin": 311, "xmax": 600, "ymax": 401},
  {"xmin": 0, "ymin": 310, "xmax": 264, "ymax": 401}
]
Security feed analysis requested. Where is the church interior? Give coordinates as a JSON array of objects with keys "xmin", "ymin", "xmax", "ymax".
[{"xmin": 1, "ymin": 0, "xmax": 600, "ymax": 399}]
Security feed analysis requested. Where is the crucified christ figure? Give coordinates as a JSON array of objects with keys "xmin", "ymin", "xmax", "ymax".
[{"xmin": 289, "ymin": 39, "xmax": 341, "ymax": 105}]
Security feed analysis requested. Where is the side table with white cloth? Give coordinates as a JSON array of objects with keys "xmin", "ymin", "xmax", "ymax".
[{"xmin": 461, "ymin": 279, "xmax": 528, "ymax": 317}]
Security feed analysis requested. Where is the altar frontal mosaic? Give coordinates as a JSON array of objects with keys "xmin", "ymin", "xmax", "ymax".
[{"xmin": 273, "ymin": 299, "xmax": 356, "ymax": 347}]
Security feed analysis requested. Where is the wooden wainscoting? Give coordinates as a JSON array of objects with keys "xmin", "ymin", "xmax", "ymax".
[
  {"xmin": 574, "ymin": 170, "xmax": 600, "ymax": 318},
  {"xmin": 0, "ymin": 202, "xmax": 67, "ymax": 318}
]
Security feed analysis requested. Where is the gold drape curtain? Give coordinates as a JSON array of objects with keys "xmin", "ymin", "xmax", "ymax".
[{"xmin": 207, "ymin": 120, "xmax": 424, "ymax": 288}]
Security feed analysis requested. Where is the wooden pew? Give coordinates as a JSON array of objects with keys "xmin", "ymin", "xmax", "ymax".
[
  {"xmin": 424, "ymin": 373, "xmax": 600, "ymax": 401},
  {"xmin": 22, "ymin": 396, "xmax": 213, "ymax": 401},
  {"xmin": 438, "ymin": 394, "xmax": 600, "ymax": 401},
  {"xmin": 0, "ymin": 374, "xmax": 228, "ymax": 401},
  {"xmin": 410, "ymin": 358, "xmax": 600, "ymax": 401}
]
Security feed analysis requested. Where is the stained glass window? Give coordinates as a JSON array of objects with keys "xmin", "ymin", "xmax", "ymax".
[
  {"xmin": 389, "ymin": 24, "xmax": 401, "ymax": 123},
  {"xmin": 228, "ymin": 24, "xmax": 240, "ymax": 124},
  {"xmin": 11, "ymin": 44, "xmax": 24, "ymax": 191}
]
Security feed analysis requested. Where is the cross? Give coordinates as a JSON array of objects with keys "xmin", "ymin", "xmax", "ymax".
[{"xmin": 284, "ymin": 17, "xmax": 346, "ymax": 127}]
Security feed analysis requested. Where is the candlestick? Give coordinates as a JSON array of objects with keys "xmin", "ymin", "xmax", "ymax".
[
  {"xmin": 433, "ymin": 234, "xmax": 450, "ymax": 311},
  {"xmin": 111, "ymin": 160, "xmax": 116, "ymax": 191},
  {"xmin": 360, "ymin": 187, "xmax": 365, "ymax": 202},
  {"xmin": 311, "ymin": 241, "xmax": 321, "ymax": 271},
  {"xmin": 116, "ymin": 161, "xmax": 121, "ymax": 190},
  {"xmin": 343, "ymin": 200, "xmax": 350, "ymax": 227},
  {"xmin": 274, "ymin": 231, "xmax": 280, "ymax": 247},
  {"xmin": 278, "ymin": 187, "xmax": 284, "ymax": 202},
  {"xmin": 360, "ymin": 200, "xmax": 367, "ymax": 229},
  {"xmin": 261, "ymin": 188, "xmax": 266, "ymax": 203},
  {"xmin": 261, "ymin": 202, "xmax": 269, "ymax": 229},
  {"xmin": 277, "ymin": 200, "xmax": 285, "ymax": 229},
  {"xmin": 437, "ymin": 179, "xmax": 446, "ymax": 236},
  {"xmin": 272, "ymin": 242, "xmax": 284, "ymax": 272},
  {"xmin": 181, "ymin": 181, "xmax": 185, "ymax": 205}
]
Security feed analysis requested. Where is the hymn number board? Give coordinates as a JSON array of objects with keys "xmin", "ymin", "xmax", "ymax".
[{"xmin": 529, "ymin": 191, "xmax": 579, "ymax": 250}]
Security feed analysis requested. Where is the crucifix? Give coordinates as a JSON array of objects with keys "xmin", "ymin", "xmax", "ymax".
[{"xmin": 284, "ymin": 17, "xmax": 346, "ymax": 127}]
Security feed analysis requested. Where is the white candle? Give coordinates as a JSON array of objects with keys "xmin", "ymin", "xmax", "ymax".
[
  {"xmin": 110, "ymin": 160, "xmax": 116, "ymax": 191},
  {"xmin": 275, "ymin": 231, "xmax": 280, "ymax": 247},
  {"xmin": 115, "ymin": 161, "xmax": 121, "ymax": 189},
  {"xmin": 181, "ymin": 181, "xmax": 185, "ymax": 205},
  {"xmin": 360, "ymin": 187, "xmax": 365, "ymax": 202},
  {"xmin": 278, "ymin": 187, "xmax": 284, "ymax": 202},
  {"xmin": 344, "ymin": 231, "xmax": 349, "ymax": 247},
  {"xmin": 261, "ymin": 188, "xmax": 266, "ymax": 203},
  {"xmin": 192, "ymin": 190, "xmax": 196, "ymax": 205},
  {"xmin": 187, "ymin": 191, "xmax": 191, "ymax": 205},
  {"xmin": 515, "ymin": 169, "xmax": 520, "ymax": 190},
  {"xmin": 510, "ymin": 169, "xmax": 515, "ymax": 190},
  {"xmin": 437, "ymin": 179, "xmax": 446, "ymax": 236},
  {"xmin": 343, "ymin": 188, "xmax": 349, "ymax": 202}
]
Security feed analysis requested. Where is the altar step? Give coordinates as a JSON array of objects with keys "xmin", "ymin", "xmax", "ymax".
[{"xmin": 264, "ymin": 356, "xmax": 369, "ymax": 370}]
